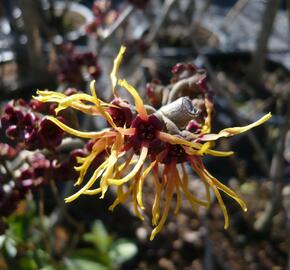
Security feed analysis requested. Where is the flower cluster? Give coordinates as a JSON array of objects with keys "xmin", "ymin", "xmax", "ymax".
[
  {"xmin": 56, "ymin": 43, "xmax": 101, "ymax": 85},
  {"xmin": 1, "ymin": 99, "xmax": 64, "ymax": 150},
  {"xmin": 33, "ymin": 46, "xmax": 271, "ymax": 240},
  {"xmin": 0, "ymin": 140, "xmax": 104, "ymax": 235}
]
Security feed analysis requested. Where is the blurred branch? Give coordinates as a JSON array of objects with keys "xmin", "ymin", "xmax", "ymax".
[
  {"xmin": 125, "ymin": 0, "xmax": 178, "ymax": 86},
  {"xmin": 254, "ymin": 99, "xmax": 289, "ymax": 233},
  {"xmin": 39, "ymin": 188, "xmax": 52, "ymax": 254},
  {"xmin": 18, "ymin": 0, "xmax": 48, "ymax": 76},
  {"xmin": 220, "ymin": 0, "xmax": 249, "ymax": 30},
  {"xmin": 195, "ymin": 0, "xmax": 212, "ymax": 22},
  {"xmin": 97, "ymin": 5, "xmax": 135, "ymax": 53},
  {"xmin": 50, "ymin": 179, "xmax": 83, "ymax": 232},
  {"xmin": 287, "ymin": 0, "xmax": 290, "ymax": 30},
  {"xmin": 146, "ymin": 0, "xmax": 178, "ymax": 44},
  {"xmin": 190, "ymin": 32, "xmax": 271, "ymax": 175},
  {"xmin": 249, "ymin": 0, "xmax": 281, "ymax": 82}
]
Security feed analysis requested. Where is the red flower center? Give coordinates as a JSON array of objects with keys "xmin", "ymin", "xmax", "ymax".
[
  {"xmin": 107, "ymin": 99, "xmax": 133, "ymax": 127},
  {"xmin": 131, "ymin": 115, "xmax": 163, "ymax": 142}
]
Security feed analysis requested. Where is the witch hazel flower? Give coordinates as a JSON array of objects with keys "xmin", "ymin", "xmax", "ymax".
[{"xmin": 33, "ymin": 46, "xmax": 271, "ymax": 240}]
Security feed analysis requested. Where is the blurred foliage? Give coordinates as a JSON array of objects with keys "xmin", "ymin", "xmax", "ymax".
[{"xmin": 0, "ymin": 200, "xmax": 137, "ymax": 270}]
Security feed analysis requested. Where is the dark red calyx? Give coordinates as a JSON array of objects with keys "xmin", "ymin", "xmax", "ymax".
[
  {"xmin": 131, "ymin": 115, "xmax": 163, "ymax": 142},
  {"xmin": 108, "ymin": 99, "xmax": 133, "ymax": 127},
  {"xmin": 162, "ymin": 144, "xmax": 187, "ymax": 164}
]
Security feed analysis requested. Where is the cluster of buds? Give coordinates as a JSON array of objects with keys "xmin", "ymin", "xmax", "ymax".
[
  {"xmin": 0, "ymin": 138, "xmax": 106, "ymax": 234},
  {"xmin": 33, "ymin": 46, "xmax": 271, "ymax": 240},
  {"xmin": 0, "ymin": 153, "xmax": 51, "ymax": 235},
  {"xmin": 0, "ymin": 143, "xmax": 22, "ymax": 234},
  {"xmin": 1, "ymin": 99, "xmax": 64, "ymax": 150},
  {"xmin": 56, "ymin": 43, "xmax": 101, "ymax": 85},
  {"xmin": 86, "ymin": 0, "xmax": 118, "ymax": 34}
]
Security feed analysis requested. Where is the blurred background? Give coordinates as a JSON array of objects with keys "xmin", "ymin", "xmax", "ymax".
[{"xmin": 0, "ymin": 0, "xmax": 289, "ymax": 269}]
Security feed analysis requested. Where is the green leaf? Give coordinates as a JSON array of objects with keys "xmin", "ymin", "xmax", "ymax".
[
  {"xmin": 40, "ymin": 266, "xmax": 55, "ymax": 270},
  {"xmin": 4, "ymin": 237, "xmax": 17, "ymax": 258},
  {"xmin": 83, "ymin": 220, "xmax": 112, "ymax": 253},
  {"xmin": 72, "ymin": 247, "xmax": 112, "ymax": 267},
  {"xmin": 109, "ymin": 239, "xmax": 137, "ymax": 265},
  {"xmin": 64, "ymin": 258, "xmax": 109, "ymax": 270},
  {"xmin": 18, "ymin": 257, "xmax": 38, "ymax": 270}
]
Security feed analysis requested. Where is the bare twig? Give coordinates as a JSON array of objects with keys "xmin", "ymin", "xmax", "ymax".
[
  {"xmin": 50, "ymin": 179, "xmax": 83, "ymax": 232},
  {"xmin": 249, "ymin": 0, "xmax": 281, "ymax": 81},
  {"xmin": 97, "ymin": 5, "xmax": 135, "ymax": 53},
  {"xmin": 146, "ymin": 0, "xmax": 178, "ymax": 44},
  {"xmin": 287, "ymin": 0, "xmax": 290, "ymax": 34},
  {"xmin": 38, "ymin": 188, "xmax": 52, "ymax": 254},
  {"xmin": 254, "ymin": 99, "xmax": 289, "ymax": 233},
  {"xmin": 220, "ymin": 0, "xmax": 249, "ymax": 30}
]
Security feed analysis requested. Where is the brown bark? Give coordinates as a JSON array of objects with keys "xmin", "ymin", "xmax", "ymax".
[{"xmin": 19, "ymin": 0, "xmax": 48, "ymax": 77}]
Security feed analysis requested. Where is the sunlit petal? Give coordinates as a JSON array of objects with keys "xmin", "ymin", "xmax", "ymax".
[
  {"xmin": 108, "ymin": 143, "xmax": 149, "ymax": 185},
  {"xmin": 150, "ymin": 164, "xmax": 175, "ymax": 241},
  {"xmin": 46, "ymin": 116, "xmax": 116, "ymax": 139},
  {"xmin": 199, "ymin": 113, "xmax": 272, "ymax": 141},
  {"xmin": 137, "ymin": 160, "xmax": 157, "ymax": 209},
  {"xmin": 118, "ymin": 79, "xmax": 148, "ymax": 121},
  {"xmin": 65, "ymin": 160, "xmax": 109, "ymax": 203},
  {"xmin": 110, "ymin": 46, "xmax": 126, "ymax": 97}
]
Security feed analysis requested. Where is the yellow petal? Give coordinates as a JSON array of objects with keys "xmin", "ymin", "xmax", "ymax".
[
  {"xmin": 90, "ymin": 81, "xmax": 117, "ymax": 129},
  {"xmin": 46, "ymin": 116, "xmax": 116, "ymax": 139},
  {"xmin": 108, "ymin": 144, "xmax": 148, "ymax": 185},
  {"xmin": 203, "ymin": 167, "xmax": 247, "ymax": 211},
  {"xmin": 184, "ymin": 147, "xmax": 234, "ymax": 157},
  {"xmin": 205, "ymin": 149, "xmax": 234, "ymax": 157},
  {"xmin": 54, "ymin": 93, "xmax": 101, "ymax": 113},
  {"xmin": 65, "ymin": 160, "xmax": 109, "ymax": 203},
  {"xmin": 201, "ymin": 96, "xmax": 213, "ymax": 133},
  {"xmin": 152, "ymin": 169, "xmax": 162, "ymax": 226},
  {"xmin": 158, "ymin": 132, "xmax": 203, "ymax": 150},
  {"xmin": 200, "ymin": 113, "xmax": 272, "ymax": 141},
  {"xmin": 150, "ymin": 165, "xmax": 175, "ymax": 240},
  {"xmin": 195, "ymin": 142, "xmax": 211, "ymax": 155},
  {"xmin": 179, "ymin": 164, "xmax": 209, "ymax": 208},
  {"xmin": 137, "ymin": 160, "xmax": 156, "ymax": 209},
  {"xmin": 99, "ymin": 134, "xmax": 124, "ymax": 198},
  {"xmin": 116, "ymin": 127, "xmax": 136, "ymax": 136},
  {"xmin": 110, "ymin": 46, "xmax": 126, "ymax": 97},
  {"xmin": 74, "ymin": 138, "xmax": 108, "ymax": 186},
  {"xmin": 118, "ymin": 79, "xmax": 148, "ymax": 121},
  {"xmin": 132, "ymin": 170, "xmax": 145, "ymax": 221}
]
